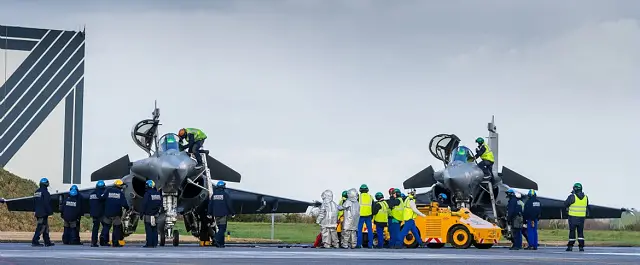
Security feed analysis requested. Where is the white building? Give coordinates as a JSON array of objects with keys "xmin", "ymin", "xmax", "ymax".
[{"xmin": 1, "ymin": 24, "xmax": 85, "ymax": 193}]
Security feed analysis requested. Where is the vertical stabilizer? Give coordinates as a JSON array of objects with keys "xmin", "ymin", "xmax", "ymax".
[{"xmin": 487, "ymin": 116, "xmax": 499, "ymax": 174}]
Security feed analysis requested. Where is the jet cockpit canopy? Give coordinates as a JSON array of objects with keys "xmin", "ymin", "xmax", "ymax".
[
  {"xmin": 450, "ymin": 145, "xmax": 474, "ymax": 165},
  {"xmin": 158, "ymin": 133, "xmax": 180, "ymax": 153}
]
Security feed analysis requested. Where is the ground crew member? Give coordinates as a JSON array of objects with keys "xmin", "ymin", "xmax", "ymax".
[
  {"xmin": 564, "ymin": 183, "xmax": 589, "ymax": 252},
  {"xmin": 177, "ymin": 127, "xmax": 208, "ymax": 168},
  {"xmin": 142, "ymin": 180, "xmax": 162, "ymax": 248},
  {"xmin": 437, "ymin": 193, "xmax": 450, "ymax": 208},
  {"xmin": 316, "ymin": 190, "xmax": 339, "ymax": 248},
  {"xmin": 474, "ymin": 137, "xmax": 495, "ymax": 181},
  {"xmin": 337, "ymin": 190, "xmax": 347, "ymax": 219},
  {"xmin": 89, "ymin": 180, "xmax": 107, "ymax": 247},
  {"xmin": 371, "ymin": 192, "xmax": 388, "ymax": 249},
  {"xmin": 388, "ymin": 188, "xmax": 404, "ymax": 248},
  {"xmin": 62, "ymin": 189, "xmax": 82, "ymax": 245},
  {"xmin": 524, "ymin": 189, "xmax": 541, "ymax": 250},
  {"xmin": 399, "ymin": 190, "xmax": 426, "ymax": 248},
  {"xmin": 506, "ymin": 189, "xmax": 523, "ymax": 250},
  {"xmin": 356, "ymin": 184, "xmax": 373, "ymax": 249},
  {"xmin": 70, "ymin": 185, "xmax": 82, "ymax": 245},
  {"xmin": 32, "ymin": 178, "xmax": 54, "ymax": 247},
  {"xmin": 208, "ymin": 181, "xmax": 234, "ymax": 248},
  {"xmin": 101, "ymin": 179, "xmax": 129, "ymax": 247}
]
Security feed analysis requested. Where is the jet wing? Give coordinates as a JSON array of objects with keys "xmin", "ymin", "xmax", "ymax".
[
  {"xmin": 225, "ymin": 187, "xmax": 317, "ymax": 214},
  {"xmin": 534, "ymin": 195, "xmax": 627, "ymax": 219},
  {"xmin": 3, "ymin": 186, "xmax": 113, "ymax": 215}
]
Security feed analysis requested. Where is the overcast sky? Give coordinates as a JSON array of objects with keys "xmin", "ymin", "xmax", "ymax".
[{"xmin": 1, "ymin": 0, "xmax": 639, "ymax": 209}]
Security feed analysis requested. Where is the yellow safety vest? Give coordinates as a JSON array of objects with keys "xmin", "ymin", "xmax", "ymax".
[
  {"xmin": 568, "ymin": 194, "xmax": 588, "ymax": 217},
  {"xmin": 480, "ymin": 143, "xmax": 494, "ymax": 162},
  {"xmin": 403, "ymin": 196, "xmax": 417, "ymax": 220},
  {"xmin": 337, "ymin": 197, "xmax": 345, "ymax": 218},
  {"xmin": 185, "ymin": 128, "xmax": 207, "ymax": 141},
  {"xmin": 374, "ymin": 201, "xmax": 389, "ymax": 223},
  {"xmin": 359, "ymin": 193, "xmax": 372, "ymax": 216},
  {"xmin": 391, "ymin": 198, "xmax": 404, "ymax": 221}
]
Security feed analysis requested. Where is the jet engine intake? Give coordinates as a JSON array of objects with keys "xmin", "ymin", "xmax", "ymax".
[{"xmin": 131, "ymin": 175, "xmax": 148, "ymax": 197}]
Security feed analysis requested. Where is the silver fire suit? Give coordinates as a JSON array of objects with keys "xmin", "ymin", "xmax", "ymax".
[
  {"xmin": 340, "ymin": 188, "xmax": 360, "ymax": 248},
  {"xmin": 315, "ymin": 190, "xmax": 339, "ymax": 248}
]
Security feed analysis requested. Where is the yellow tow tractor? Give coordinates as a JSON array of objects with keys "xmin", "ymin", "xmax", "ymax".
[{"xmin": 334, "ymin": 202, "xmax": 502, "ymax": 249}]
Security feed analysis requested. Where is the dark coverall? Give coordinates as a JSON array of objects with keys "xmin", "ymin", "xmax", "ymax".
[
  {"xmin": 564, "ymin": 192, "xmax": 590, "ymax": 250},
  {"xmin": 142, "ymin": 187, "xmax": 162, "ymax": 247},
  {"xmin": 62, "ymin": 195, "xmax": 83, "ymax": 245},
  {"xmin": 371, "ymin": 200, "xmax": 388, "ymax": 248},
  {"xmin": 507, "ymin": 196, "xmax": 523, "ymax": 249},
  {"xmin": 101, "ymin": 187, "xmax": 130, "ymax": 247},
  {"xmin": 523, "ymin": 196, "xmax": 541, "ymax": 249},
  {"xmin": 32, "ymin": 186, "xmax": 54, "ymax": 246},
  {"xmin": 208, "ymin": 187, "xmax": 234, "ymax": 248},
  {"xmin": 89, "ymin": 188, "xmax": 107, "ymax": 246}
]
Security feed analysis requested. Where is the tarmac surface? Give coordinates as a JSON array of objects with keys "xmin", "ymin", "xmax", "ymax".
[{"xmin": 0, "ymin": 243, "xmax": 639, "ymax": 264}]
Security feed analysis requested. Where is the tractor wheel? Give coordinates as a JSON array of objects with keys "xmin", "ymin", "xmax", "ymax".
[
  {"xmin": 426, "ymin": 243, "xmax": 445, "ymax": 248},
  {"xmin": 448, "ymin": 225, "xmax": 473, "ymax": 249},
  {"xmin": 473, "ymin": 241, "xmax": 494, "ymax": 249},
  {"xmin": 403, "ymin": 232, "xmax": 419, "ymax": 248},
  {"xmin": 172, "ymin": 230, "xmax": 180, "ymax": 246}
]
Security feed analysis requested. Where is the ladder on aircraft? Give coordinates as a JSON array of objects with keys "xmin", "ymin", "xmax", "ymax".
[{"xmin": 480, "ymin": 180, "xmax": 499, "ymax": 221}]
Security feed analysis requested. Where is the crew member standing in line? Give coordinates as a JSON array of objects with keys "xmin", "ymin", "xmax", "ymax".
[
  {"xmin": 102, "ymin": 179, "xmax": 130, "ymax": 247},
  {"xmin": 523, "ymin": 189, "xmax": 541, "ymax": 250},
  {"xmin": 506, "ymin": 189, "xmax": 523, "ymax": 250},
  {"xmin": 371, "ymin": 192, "xmax": 389, "ymax": 249},
  {"xmin": 142, "ymin": 180, "xmax": 162, "ymax": 248},
  {"xmin": 62, "ymin": 189, "xmax": 83, "ymax": 245},
  {"xmin": 89, "ymin": 180, "xmax": 107, "ymax": 247},
  {"xmin": 565, "ymin": 183, "xmax": 589, "ymax": 252},
  {"xmin": 32, "ymin": 178, "xmax": 54, "ymax": 247},
  {"xmin": 356, "ymin": 184, "xmax": 373, "ymax": 249},
  {"xmin": 70, "ymin": 185, "xmax": 82, "ymax": 244},
  {"xmin": 208, "ymin": 181, "xmax": 234, "ymax": 248},
  {"xmin": 388, "ymin": 188, "xmax": 404, "ymax": 249}
]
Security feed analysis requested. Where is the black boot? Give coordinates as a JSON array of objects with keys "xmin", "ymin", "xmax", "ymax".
[{"xmin": 566, "ymin": 246, "xmax": 573, "ymax": 251}]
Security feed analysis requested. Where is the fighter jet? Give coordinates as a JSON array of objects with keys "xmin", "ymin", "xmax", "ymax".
[
  {"xmin": 403, "ymin": 116, "xmax": 631, "ymax": 239},
  {"xmin": 3, "ymin": 102, "xmax": 315, "ymax": 246}
]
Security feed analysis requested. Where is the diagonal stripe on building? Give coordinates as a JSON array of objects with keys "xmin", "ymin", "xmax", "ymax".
[{"xmin": 0, "ymin": 25, "xmax": 85, "ymax": 185}]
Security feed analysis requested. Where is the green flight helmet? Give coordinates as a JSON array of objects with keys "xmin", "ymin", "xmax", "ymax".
[
  {"xmin": 375, "ymin": 192, "xmax": 384, "ymax": 200},
  {"xmin": 476, "ymin": 137, "xmax": 484, "ymax": 144},
  {"xmin": 573, "ymin": 182, "xmax": 582, "ymax": 191},
  {"xmin": 360, "ymin": 184, "xmax": 369, "ymax": 192},
  {"xmin": 342, "ymin": 190, "xmax": 348, "ymax": 198}
]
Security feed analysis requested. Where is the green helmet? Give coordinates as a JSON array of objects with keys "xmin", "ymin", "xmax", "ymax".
[
  {"xmin": 375, "ymin": 192, "xmax": 384, "ymax": 200},
  {"xmin": 360, "ymin": 184, "xmax": 369, "ymax": 192},
  {"xmin": 394, "ymin": 188, "xmax": 401, "ymax": 196},
  {"xmin": 573, "ymin": 183, "xmax": 582, "ymax": 190},
  {"xmin": 342, "ymin": 190, "xmax": 347, "ymax": 197},
  {"xmin": 476, "ymin": 137, "xmax": 484, "ymax": 144}
]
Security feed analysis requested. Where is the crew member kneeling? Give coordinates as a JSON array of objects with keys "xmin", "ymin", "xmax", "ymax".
[{"xmin": 142, "ymin": 180, "xmax": 162, "ymax": 248}]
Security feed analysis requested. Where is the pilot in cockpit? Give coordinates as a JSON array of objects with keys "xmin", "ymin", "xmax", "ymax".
[
  {"xmin": 451, "ymin": 146, "xmax": 474, "ymax": 163},
  {"xmin": 158, "ymin": 134, "xmax": 180, "ymax": 153}
]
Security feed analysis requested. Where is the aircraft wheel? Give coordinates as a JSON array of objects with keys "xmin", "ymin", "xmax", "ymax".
[
  {"xmin": 160, "ymin": 230, "xmax": 166, "ymax": 246},
  {"xmin": 473, "ymin": 242, "xmax": 493, "ymax": 249},
  {"xmin": 173, "ymin": 230, "xmax": 180, "ymax": 246},
  {"xmin": 403, "ymin": 233, "xmax": 419, "ymax": 248},
  {"xmin": 448, "ymin": 225, "xmax": 473, "ymax": 249}
]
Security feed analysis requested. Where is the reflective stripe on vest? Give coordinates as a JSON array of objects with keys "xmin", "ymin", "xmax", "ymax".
[
  {"xmin": 374, "ymin": 201, "xmax": 389, "ymax": 223},
  {"xmin": 480, "ymin": 143, "xmax": 494, "ymax": 162},
  {"xmin": 186, "ymin": 128, "xmax": 207, "ymax": 141},
  {"xmin": 568, "ymin": 194, "xmax": 588, "ymax": 217},
  {"xmin": 338, "ymin": 198, "xmax": 345, "ymax": 218},
  {"xmin": 391, "ymin": 198, "xmax": 404, "ymax": 221},
  {"xmin": 359, "ymin": 193, "xmax": 372, "ymax": 216},
  {"xmin": 403, "ymin": 196, "xmax": 417, "ymax": 220}
]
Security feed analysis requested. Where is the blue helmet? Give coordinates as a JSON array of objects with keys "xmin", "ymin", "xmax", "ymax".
[
  {"xmin": 39, "ymin": 178, "xmax": 49, "ymax": 186},
  {"xmin": 528, "ymin": 189, "xmax": 536, "ymax": 197},
  {"xmin": 146, "ymin": 180, "xmax": 155, "ymax": 188},
  {"xmin": 216, "ymin": 181, "xmax": 226, "ymax": 188},
  {"xmin": 96, "ymin": 180, "xmax": 105, "ymax": 188},
  {"xmin": 506, "ymin": 188, "xmax": 515, "ymax": 195},
  {"xmin": 70, "ymin": 185, "xmax": 78, "ymax": 191},
  {"xmin": 438, "ymin": 193, "xmax": 447, "ymax": 200},
  {"xmin": 69, "ymin": 189, "xmax": 78, "ymax": 196}
]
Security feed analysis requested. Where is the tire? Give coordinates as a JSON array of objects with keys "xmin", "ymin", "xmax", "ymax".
[
  {"xmin": 473, "ymin": 242, "xmax": 493, "ymax": 249},
  {"xmin": 173, "ymin": 230, "xmax": 180, "ymax": 246},
  {"xmin": 403, "ymin": 232, "xmax": 419, "ymax": 248},
  {"xmin": 426, "ymin": 243, "xmax": 445, "ymax": 249},
  {"xmin": 447, "ymin": 225, "xmax": 473, "ymax": 249}
]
